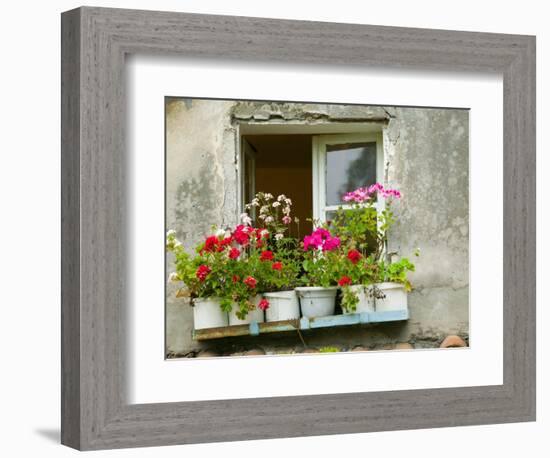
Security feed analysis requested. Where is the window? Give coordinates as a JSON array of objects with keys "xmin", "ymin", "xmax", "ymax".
[
  {"xmin": 241, "ymin": 130, "xmax": 384, "ymax": 236},
  {"xmin": 313, "ymin": 133, "xmax": 384, "ymax": 223}
]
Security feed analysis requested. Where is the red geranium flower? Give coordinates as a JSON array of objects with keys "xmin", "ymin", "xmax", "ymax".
[
  {"xmin": 233, "ymin": 225, "xmax": 250, "ymax": 246},
  {"xmin": 271, "ymin": 261, "xmax": 283, "ymax": 271},
  {"xmin": 196, "ymin": 264, "xmax": 212, "ymax": 282},
  {"xmin": 228, "ymin": 247, "xmax": 240, "ymax": 259},
  {"xmin": 347, "ymin": 249, "xmax": 362, "ymax": 265},
  {"xmin": 260, "ymin": 250, "xmax": 274, "ymax": 261},
  {"xmin": 203, "ymin": 235, "xmax": 218, "ymax": 253},
  {"xmin": 232, "ymin": 274, "xmax": 240, "ymax": 283},
  {"xmin": 217, "ymin": 236, "xmax": 233, "ymax": 252},
  {"xmin": 244, "ymin": 276, "xmax": 257, "ymax": 289},
  {"xmin": 258, "ymin": 298, "xmax": 270, "ymax": 311},
  {"xmin": 338, "ymin": 275, "xmax": 352, "ymax": 287}
]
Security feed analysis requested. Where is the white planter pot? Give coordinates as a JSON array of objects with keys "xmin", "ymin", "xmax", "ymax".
[
  {"xmin": 374, "ymin": 282, "xmax": 408, "ymax": 311},
  {"xmin": 193, "ymin": 297, "xmax": 229, "ymax": 330},
  {"xmin": 295, "ymin": 287, "xmax": 337, "ymax": 318},
  {"xmin": 342, "ymin": 285, "xmax": 375, "ymax": 314},
  {"xmin": 264, "ymin": 290, "xmax": 301, "ymax": 322},
  {"xmin": 228, "ymin": 295, "xmax": 266, "ymax": 326}
]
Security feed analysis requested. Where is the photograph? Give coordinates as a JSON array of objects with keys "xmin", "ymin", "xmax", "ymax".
[
  {"xmin": 165, "ymin": 97, "xmax": 470, "ymax": 358},
  {"xmin": 0, "ymin": 0, "xmax": 540, "ymax": 455}
]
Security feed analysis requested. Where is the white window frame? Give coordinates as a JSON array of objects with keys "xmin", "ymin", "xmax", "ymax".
[{"xmin": 312, "ymin": 132, "xmax": 385, "ymax": 224}]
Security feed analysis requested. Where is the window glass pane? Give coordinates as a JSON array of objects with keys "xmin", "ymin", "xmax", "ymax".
[{"xmin": 325, "ymin": 142, "xmax": 377, "ymax": 206}]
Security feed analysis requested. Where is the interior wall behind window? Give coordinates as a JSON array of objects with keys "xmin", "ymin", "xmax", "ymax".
[{"xmin": 246, "ymin": 134, "xmax": 313, "ymax": 239}]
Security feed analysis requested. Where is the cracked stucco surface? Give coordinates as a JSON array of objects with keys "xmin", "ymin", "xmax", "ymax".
[{"xmin": 165, "ymin": 100, "xmax": 469, "ymax": 354}]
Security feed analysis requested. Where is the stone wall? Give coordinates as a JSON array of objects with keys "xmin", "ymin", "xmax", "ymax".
[{"xmin": 165, "ymin": 99, "xmax": 469, "ymax": 356}]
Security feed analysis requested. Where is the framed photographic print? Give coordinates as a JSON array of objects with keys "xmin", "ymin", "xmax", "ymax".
[{"xmin": 61, "ymin": 6, "xmax": 536, "ymax": 450}]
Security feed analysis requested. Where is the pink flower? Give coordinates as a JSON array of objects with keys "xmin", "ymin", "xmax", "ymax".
[
  {"xmin": 282, "ymin": 215, "xmax": 292, "ymax": 225},
  {"xmin": 322, "ymin": 236, "xmax": 340, "ymax": 252},
  {"xmin": 381, "ymin": 188, "xmax": 402, "ymax": 199},
  {"xmin": 228, "ymin": 247, "xmax": 240, "ymax": 259},
  {"xmin": 303, "ymin": 228, "xmax": 340, "ymax": 252},
  {"xmin": 258, "ymin": 298, "xmax": 270, "ymax": 311},
  {"xmin": 342, "ymin": 183, "xmax": 401, "ymax": 203},
  {"xmin": 368, "ymin": 182, "xmax": 384, "ymax": 195}
]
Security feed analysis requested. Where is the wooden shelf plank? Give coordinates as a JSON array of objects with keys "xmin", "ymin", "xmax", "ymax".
[{"xmin": 192, "ymin": 309, "xmax": 409, "ymax": 341}]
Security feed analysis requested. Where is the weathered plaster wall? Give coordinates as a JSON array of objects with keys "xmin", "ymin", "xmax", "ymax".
[
  {"xmin": 384, "ymin": 107, "xmax": 469, "ymax": 340},
  {"xmin": 165, "ymin": 98, "xmax": 239, "ymax": 353},
  {"xmin": 165, "ymin": 99, "xmax": 469, "ymax": 356}
]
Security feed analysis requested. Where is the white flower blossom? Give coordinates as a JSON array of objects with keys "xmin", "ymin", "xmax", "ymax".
[
  {"xmin": 215, "ymin": 228, "xmax": 226, "ymax": 237},
  {"xmin": 173, "ymin": 240, "xmax": 182, "ymax": 248},
  {"xmin": 272, "ymin": 201, "xmax": 281, "ymax": 208},
  {"xmin": 260, "ymin": 229, "xmax": 269, "ymax": 237},
  {"xmin": 166, "ymin": 229, "xmax": 176, "ymax": 237},
  {"xmin": 260, "ymin": 205, "xmax": 269, "ymax": 214},
  {"xmin": 275, "ymin": 233, "xmax": 284, "ymax": 240},
  {"xmin": 277, "ymin": 194, "xmax": 287, "ymax": 202},
  {"xmin": 283, "ymin": 206, "xmax": 291, "ymax": 215},
  {"xmin": 264, "ymin": 193, "xmax": 273, "ymax": 199},
  {"xmin": 168, "ymin": 272, "xmax": 180, "ymax": 283},
  {"xmin": 241, "ymin": 215, "xmax": 252, "ymax": 225},
  {"xmin": 251, "ymin": 198, "xmax": 260, "ymax": 206},
  {"xmin": 264, "ymin": 216, "xmax": 274, "ymax": 224},
  {"xmin": 285, "ymin": 198, "xmax": 292, "ymax": 205}
]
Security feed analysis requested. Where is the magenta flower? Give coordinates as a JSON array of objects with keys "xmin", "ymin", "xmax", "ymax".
[
  {"xmin": 322, "ymin": 236, "xmax": 340, "ymax": 252},
  {"xmin": 303, "ymin": 228, "xmax": 340, "ymax": 252},
  {"xmin": 342, "ymin": 183, "xmax": 402, "ymax": 203}
]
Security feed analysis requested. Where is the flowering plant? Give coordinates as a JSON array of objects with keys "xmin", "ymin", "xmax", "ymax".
[
  {"xmin": 254, "ymin": 249, "xmax": 301, "ymax": 293},
  {"xmin": 166, "ymin": 229, "xmax": 227, "ymax": 299},
  {"xmin": 242, "ymin": 192, "xmax": 304, "ymax": 293},
  {"xmin": 330, "ymin": 248, "xmax": 382, "ymax": 312},
  {"xmin": 331, "ymin": 182, "xmax": 401, "ymax": 261},
  {"xmin": 243, "ymin": 192, "xmax": 299, "ymax": 242},
  {"xmin": 166, "ymin": 227, "xmax": 266, "ymax": 319},
  {"xmin": 300, "ymin": 228, "xmax": 341, "ymax": 287}
]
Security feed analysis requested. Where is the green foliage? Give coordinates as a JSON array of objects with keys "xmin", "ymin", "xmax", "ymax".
[
  {"xmin": 300, "ymin": 250, "xmax": 340, "ymax": 288},
  {"xmin": 330, "ymin": 205, "xmax": 378, "ymax": 253},
  {"xmin": 378, "ymin": 257, "xmax": 416, "ymax": 291},
  {"xmin": 329, "ymin": 199, "xmax": 397, "ymax": 263},
  {"xmin": 319, "ymin": 346, "xmax": 340, "ymax": 353},
  {"xmin": 340, "ymin": 286, "xmax": 360, "ymax": 313}
]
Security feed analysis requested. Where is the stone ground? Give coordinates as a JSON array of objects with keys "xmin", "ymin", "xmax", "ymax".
[{"xmin": 167, "ymin": 334, "xmax": 468, "ymax": 358}]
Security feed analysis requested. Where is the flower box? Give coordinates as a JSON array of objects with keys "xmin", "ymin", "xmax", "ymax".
[
  {"xmin": 228, "ymin": 295, "xmax": 266, "ymax": 326},
  {"xmin": 342, "ymin": 285, "xmax": 376, "ymax": 314},
  {"xmin": 374, "ymin": 282, "xmax": 408, "ymax": 312},
  {"xmin": 295, "ymin": 286, "xmax": 338, "ymax": 318},
  {"xmin": 193, "ymin": 297, "xmax": 229, "ymax": 330},
  {"xmin": 264, "ymin": 290, "xmax": 301, "ymax": 322}
]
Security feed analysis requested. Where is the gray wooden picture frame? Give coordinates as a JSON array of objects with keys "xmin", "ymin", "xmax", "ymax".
[{"xmin": 61, "ymin": 6, "xmax": 536, "ymax": 451}]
